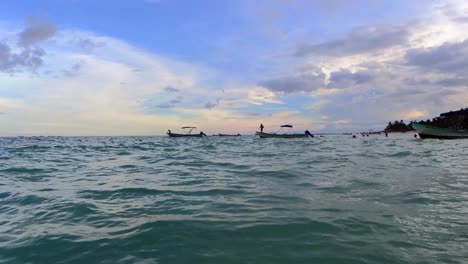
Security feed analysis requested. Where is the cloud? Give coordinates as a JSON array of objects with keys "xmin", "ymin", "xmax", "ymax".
[
  {"xmin": 0, "ymin": 16, "xmax": 56, "ymax": 73},
  {"xmin": 437, "ymin": 77, "xmax": 468, "ymax": 86},
  {"xmin": 387, "ymin": 88, "xmax": 426, "ymax": 98},
  {"xmin": 244, "ymin": 112, "xmax": 263, "ymax": 117},
  {"xmin": 270, "ymin": 0, "xmax": 468, "ymax": 130},
  {"xmin": 0, "ymin": 42, "xmax": 46, "ymax": 73},
  {"xmin": 143, "ymin": 86, "xmax": 184, "ymax": 110},
  {"xmin": 1, "ymin": 0, "xmax": 468, "ymax": 135},
  {"xmin": 328, "ymin": 69, "xmax": 374, "ymax": 89},
  {"xmin": 156, "ymin": 103, "xmax": 173, "ymax": 108},
  {"xmin": 63, "ymin": 62, "xmax": 82, "ymax": 77},
  {"xmin": 311, "ymin": 0, "xmax": 378, "ymax": 13},
  {"xmin": 18, "ymin": 17, "xmax": 56, "ymax": 47},
  {"xmin": 169, "ymin": 96, "xmax": 183, "ymax": 104},
  {"xmin": 0, "ymin": 27, "xmax": 206, "ymax": 135},
  {"xmin": 296, "ymin": 25, "xmax": 409, "ymax": 57},
  {"xmin": 453, "ymin": 16, "xmax": 468, "ymax": 24},
  {"xmin": 204, "ymin": 98, "xmax": 221, "ymax": 109},
  {"xmin": 77, "ymin": 38, "xmax": 105, "ymax": 52},
  {"xmin": 258, "ymin": 70, "xmax": 326, "ymax": 93},
  {"xmin": 0, "ymin": 98, "xmax": 25, "ymax": 111},
  {"xmin": 155, "ymin": 96, "xmax": 184, "ymax": 108},
  {"xmin": 400, "ymin": 109, "xmax": 428, "ymax": 120},
  {"xmin": 245, "ymin": 87, "xmax": 282, "ymax": 105},
  {"xmin": 163, "ymin": 86, "xmax": 179, "ymax": 93},
  {"xmin": 405, "ymin": 39, "xmax": 468, "ymax": 72}
]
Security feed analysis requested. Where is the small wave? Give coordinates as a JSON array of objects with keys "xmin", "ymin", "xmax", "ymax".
[
  {"xmin": 1, "ymin": 136, "xmax": 467, "ymax": 263},
  {"xmin": 348, "ymin": 179, "xmax": 383, "ymax": 188},
  {"xmin": 1, "ymin": 167, "xmax": 54, "ymax": 174},
  {"xmin": 317, "ymin": 185, "xmax": 349, "ymax": 193},
  {"xmin": 251, "ymin": 169, "xmax": 299, "ymax": 179},
  {"xmin": 0, "ymin": 192, "xmax": 12, "ymax": 199},
  {"xmin": 119, "ymin": 164, "xmax": 137, "ymax": 169},
  {"xmin": 386, "ymin": 151, "xmax": 413, "ymax": 157},
  {"xmin": 17, "ymin": 175, "xmax": 52, "ymax": 182},
  {"xmin": 128, "ymin": 145, "xmax": 150, "ymax": 151},
  {"xmin": 34, "ymin": 202, "xmax": 102, "ymax": 224},
  {"xmin": 78, "ymin": 187, "xmax": 248, "ymax": 200},
  {"xmin": 116, "ymin": 151, "xmax": 132, "ymax": 156},
  {"xmin": 38, "ymin": 188, "xmax": 55, "ymax": 192},
  {"xmin": 1, "ymin": 193, "xmax": 48, "ymax": 206},
  {"xmin": 379, "ymin": 191, "xmax": 441, "ymax": 205}
]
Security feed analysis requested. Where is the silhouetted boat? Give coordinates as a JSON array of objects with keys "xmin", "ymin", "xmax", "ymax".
[
  {"xmin": 218, "ymin": 133, "xmax": 241, "ymax": 137},
  {"xmin": 255, "ymin": 125, "xmax": 313, "ymax": 138},
  {"xmin": 167, "ymin": 127, "xmax": 206, "ymax": 137},
  {"xmin": 412, "ymin": 123, "xmax": 468, "ymax": 139}
]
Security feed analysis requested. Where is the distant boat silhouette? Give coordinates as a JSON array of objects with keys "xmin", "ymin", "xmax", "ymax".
[
  {"xmin": 167, "ymin": 127, "xmax": 206, "ymax": 137},
  {"xmin": 255, "ymin": 125, "xmax": 313, "ymax": 138}
]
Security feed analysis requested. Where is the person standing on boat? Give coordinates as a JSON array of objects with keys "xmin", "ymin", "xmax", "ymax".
[{"xmin": 259, "ymin": 123, "xmax": 264, "ymax": 132}]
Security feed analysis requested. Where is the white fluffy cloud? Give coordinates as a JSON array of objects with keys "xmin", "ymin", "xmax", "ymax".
[{"xmin": 0, "ymin": 22, "xmax": 291, "ymax": 135}]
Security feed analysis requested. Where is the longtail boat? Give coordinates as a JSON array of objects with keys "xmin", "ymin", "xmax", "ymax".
[
  {"xmin": 255, "ymin": 125, "xmax": 314, "ymax": 138},
  {"xmin": 412, "ymin": 123, "xmax": 468, "ymax": 139},
  {"xmin": 167, "ymin": 127, "xmax": 207, "ymax": 137}
]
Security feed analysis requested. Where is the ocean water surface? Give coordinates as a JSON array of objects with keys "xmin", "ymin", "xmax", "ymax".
[{"xmin": 0, "ymin": 135, "xmax": 467, "ymax": 263}]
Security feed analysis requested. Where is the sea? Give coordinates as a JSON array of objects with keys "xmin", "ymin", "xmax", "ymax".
[{"xmin": 0, "ymin": 134, "xmax": 467, "ymax": 264}]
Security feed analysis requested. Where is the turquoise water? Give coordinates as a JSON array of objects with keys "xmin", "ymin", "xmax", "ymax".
[{"xmin": 0, "ymin": 135, "xmax": 467, "ymax": 263}]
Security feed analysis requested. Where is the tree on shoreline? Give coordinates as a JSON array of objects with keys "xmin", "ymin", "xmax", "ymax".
[
  {"xmin": 384, "ymin": 108, "xmax": 468, "ymax": 131},
  {"xmin": 385, "ymin": 120, "xmax": 413, "ymax": 132}
]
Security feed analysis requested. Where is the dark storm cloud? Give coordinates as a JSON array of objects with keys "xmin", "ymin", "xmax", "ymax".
[
  {"xmin": 258, "ymin": 71, "xmax": 326, "ymax": 93},
  {"xmin": 296, "ymin": 25, "xmax": 409, "ymax": 57}
]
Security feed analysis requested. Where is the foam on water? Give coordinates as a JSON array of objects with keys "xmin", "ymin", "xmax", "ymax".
[{"xmin": 0, "ymin": 135, "xmax": 467, "ymax": 263}]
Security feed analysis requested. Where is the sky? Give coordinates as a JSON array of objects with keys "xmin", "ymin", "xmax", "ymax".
[{"xmin": 0, "ymin": 0, "xmax": 467, "ymax": 136}]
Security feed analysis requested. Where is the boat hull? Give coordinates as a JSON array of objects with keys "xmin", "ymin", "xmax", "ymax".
[
  {"xmin": 167, "ymin": 133, "xmax": 204, "ymax": 137},
  {"xmin": 412, "ymin": 123, "xmax": 468, "ymax": 139},
  {"xmin": 255, "ymin": 132, "xmax": 310, "ymax": 138},
  {"xmin": 218, "ymin": 134, "xmax": 241, "ymax": 137}
]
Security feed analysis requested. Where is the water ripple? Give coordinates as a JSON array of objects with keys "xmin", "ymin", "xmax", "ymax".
[{"xmin": 0, "ymin": 135, "xmax": 467, "ymax": 263}]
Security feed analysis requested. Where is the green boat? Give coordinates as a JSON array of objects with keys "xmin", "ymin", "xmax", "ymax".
[
  {"xmin": 412, "ymin": 123, "xmax": 468, "ymax": 139},
  {"xmin": 255, "ymin": 125, "xmax": 314, "ymax": 138}
]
